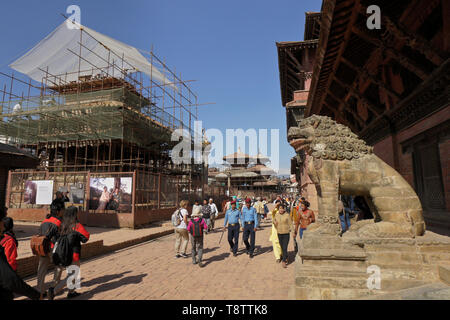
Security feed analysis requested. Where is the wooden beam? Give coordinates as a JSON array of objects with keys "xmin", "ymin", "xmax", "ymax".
[
  {"xmin": 382, "ymin": 15, "xmax": 445, "ymax": 65},
  {"xmin": 285, "ymin": 49, "xmax": 305, "ymax": 72},
  {"xmin": 351, "ymin": 26, "xmax": 429, "ymax": 80},
  {"xmin": 286, "ymin": 71, "xmax": 301, "ymax": 89},
  {"xmin": 326, "ymin": 89, "xmax": 366, "ymax": 127},
  {"xmin": 340, "ymin": 56, "xmax": 402, "ymax": 100},
  {"xmin": 324, "ymin": 101, "xmax": 358, "ymax": 133},
  {"xmin": 359, "ymin": 2, "xmax": 444, "ymax": 63},
  {"xmin": 332, "ymin": 76, "xmax": 383, "ymax": 117},
  {"xmin": 314, "ymin": 0, "xmax": 362, "ymax": 116}
]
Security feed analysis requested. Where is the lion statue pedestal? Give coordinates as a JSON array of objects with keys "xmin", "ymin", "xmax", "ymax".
[{"xmin": 287, "ymin": 115, "xmax": 450, "ymax": 300}]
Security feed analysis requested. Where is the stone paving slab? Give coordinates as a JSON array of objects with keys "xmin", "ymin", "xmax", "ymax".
[{"xmin": 18, "ymin": 217, "xmax": 296, "ymax": 300}]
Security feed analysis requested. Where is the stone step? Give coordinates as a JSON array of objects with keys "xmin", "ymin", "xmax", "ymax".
[
  {"xmin": 438, "ymin": 265, "xmax": 450, "ymax": 285},
  {"xmin": 293, "ymin": 286, "xmax": 380, "ymax": 300},
  {"xmin": 359, "ymin": 282, "xmax": 450, "ymax": 300},
  {"xmin": 295, "ymin": 274, "xmax": 429, "ymax": 291}
]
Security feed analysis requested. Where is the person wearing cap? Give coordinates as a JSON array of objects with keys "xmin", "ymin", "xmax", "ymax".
[
  {"xmin": 201, "ymin": 199, "xmax": 212, "ymax": 233},
  {"xmin": 223, "ymin": 200, "xmax": 242, "ymax": 257},
  {"xmin": 294, "ymin": 200, "xmax": 315, "ymax": 240},
  {"xmin": 240, "ymin": 198, "xmax": 259, "ymax": 258},
  {"xmin": 253, "ymin": 197, "xmax": 264, "ymax": 229},
  {"xmin": 208, "ymin": 198, "xmax": 218, "ymax": 231},
  {"xmin": 187, "ymin": 206, "xmax": 208, "ymax": 267},
  {"xmin": 192, "ymin": 200, "xmax": 202, "ymax": 216}
]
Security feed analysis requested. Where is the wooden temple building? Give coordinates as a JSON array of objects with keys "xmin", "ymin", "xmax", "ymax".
[
  {"xmin": 277, "ymin": 0, "xmax": 449, "ymax": 231},
  {"xmin": 208, "ymin": 148, "xmax": 279, "ymax": 196}
]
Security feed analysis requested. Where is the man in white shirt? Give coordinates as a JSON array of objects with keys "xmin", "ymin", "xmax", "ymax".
[
  {"xmin": 192, "ymin": 200, "xmax": 202, "ymax": 217},
  {"xmin": 253, "ymin": 197, "xmax": 265, "ymax": 229},
  {"xmin": 208, "ymin": 198, "xmax": 218, "ymax": 231}
]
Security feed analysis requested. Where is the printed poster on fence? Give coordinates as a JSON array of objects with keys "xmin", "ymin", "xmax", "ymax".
[
  {"xmin": 25, "ymin": 180, "xmax": 54, "ymax": 205},
  {"xmin": 89, "ymin": 177, "xmax": 132, "ymax": 212}
]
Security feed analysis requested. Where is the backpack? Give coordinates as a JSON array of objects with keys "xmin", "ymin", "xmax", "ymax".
[
  {"xmin": 52, "ymin": 234, "xmax": 73, "ymax": 267},
  {"xmin": 189, "ymin": 219, "xmax": 203, "ymax": 237},
  {"xmin": 171, "ymin": 209, "xmax": 182, "ymax": 227},
  {"xmin": 30, "ymin": 235, "xmax": 50, "ymax": 257}
]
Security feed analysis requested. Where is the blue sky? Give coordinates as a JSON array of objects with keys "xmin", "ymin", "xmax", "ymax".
[{"xmin": 0, "ymin": 0, "xmax": 321, "ymax": 175}]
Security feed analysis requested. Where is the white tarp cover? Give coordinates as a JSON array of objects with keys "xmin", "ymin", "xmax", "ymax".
[{"xmin": 9, "ymin": 20, "xmax": 169, "ymax": 85}]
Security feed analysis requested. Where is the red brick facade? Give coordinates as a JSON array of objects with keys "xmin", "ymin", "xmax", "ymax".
[{"xmin": 373, "ymin": 106, "xmax": 450, "ymax": 212}]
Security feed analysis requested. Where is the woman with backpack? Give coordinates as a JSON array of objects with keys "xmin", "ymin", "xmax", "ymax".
[
  {"xmin": 174, "ymin": 200, "xmax": 189, "ymax": 259},
  {"xmin": 36, "ymin": 199, "xmax": 64, "ymax": 299},
  {"xmin": 50, "ymin": 206, "xmax": 90, "ymax": 300},
  {"xmin": 187, "ymin": 206, "xmax": 208, "ymax": 267}
]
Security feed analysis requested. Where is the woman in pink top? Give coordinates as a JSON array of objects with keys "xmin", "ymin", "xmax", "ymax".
[{"xmin": 187, "ymin": 207, "xmax": 208, "ymax": 267}]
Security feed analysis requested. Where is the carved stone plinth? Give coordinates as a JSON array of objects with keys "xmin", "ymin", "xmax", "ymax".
[{"xmin": 291, "ymin": 224, "xmax": 450, "ymax": 300}]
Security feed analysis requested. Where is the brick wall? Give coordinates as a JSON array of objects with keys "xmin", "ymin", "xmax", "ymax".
[
  {"xmin": 373, "ymin": 135, "xmax": 395, "ymax": 168},
  {"xmin": 439, "ymin": 139, "xmax": 450, "ymax": 211},
  {"xmin": 134, "ymin": 207, "xmax": 176, "ymax": 226},
  {"xmin": 373, "ymin": 106, "xmax": 450, "ymax": 201},
  {"xmin": 397, "ymin": 149, "xmax": 415, "ymax": 188},
  {"xmin": 293, "ymin": 90, "xmax": 309, "ymax": 102}
]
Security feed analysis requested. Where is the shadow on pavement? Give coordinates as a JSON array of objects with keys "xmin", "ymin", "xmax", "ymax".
[
  {"xmin": 80, "ymin": 270, "xmax": 132, "ymax": 287},
  {"xmin": 201, "ymin": 252, "xmax": 230, "ymax": 267},
  {"xmin": 253, "ymin": 245, "xmax": 272, "ymax": 256},
  {"xmin": 71, "ymin": 273, "xmax": 148, "ymax": 300},
  {"xmin": 202, "ymin": 246, "xmax": 219, "ymax": 254}
]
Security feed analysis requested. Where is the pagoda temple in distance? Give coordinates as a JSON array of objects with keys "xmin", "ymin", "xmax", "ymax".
[{"xmin": 208, "ymin": 148, "xmax": 284, "ymax": 196}]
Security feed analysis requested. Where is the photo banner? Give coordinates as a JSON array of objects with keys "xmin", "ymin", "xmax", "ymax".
[{"xmin": 89, "ymin": 176, "xmax": 132, "ymax": 212}]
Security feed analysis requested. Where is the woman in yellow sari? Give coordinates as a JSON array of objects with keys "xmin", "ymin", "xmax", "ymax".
[{"xmin": 269, "ymin": 200, "xmax": 282, "ymax": 263}]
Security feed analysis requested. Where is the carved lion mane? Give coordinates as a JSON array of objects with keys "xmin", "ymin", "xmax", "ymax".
[{"xmin": 289, "ymin": 115, "xmax": 374, "ymax": 161}]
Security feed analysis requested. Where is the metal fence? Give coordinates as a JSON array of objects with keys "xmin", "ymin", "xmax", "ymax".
[{"xmin": 6, "ymin": 169, "xmax": 227, "ymax": 213}]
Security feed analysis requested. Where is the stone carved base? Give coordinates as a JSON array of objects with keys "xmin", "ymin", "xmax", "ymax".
[{"xmin": 291, "ymin": 223, "xmax": 450, "ymax": 300}]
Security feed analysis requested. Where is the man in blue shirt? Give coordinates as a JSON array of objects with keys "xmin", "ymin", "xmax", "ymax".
[
  {"xmin": 223, "ymin": 200, "xmax": 242, "ymax": 257},
  {"xmin": 241, "ymin": 198, "xmax": 259, "ymax": 258}
]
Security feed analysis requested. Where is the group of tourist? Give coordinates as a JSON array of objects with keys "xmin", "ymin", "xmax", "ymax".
[
  {"xmin": 174, "ymin": 193, "xmax": 317, "ymax": 270},
  {"xmin": 173, "ymin": 198, "xmax": 219, "ymax": 267},
  {"xmin": 0, "ymin": 191, "xmax": 90, "ymax": 300}
]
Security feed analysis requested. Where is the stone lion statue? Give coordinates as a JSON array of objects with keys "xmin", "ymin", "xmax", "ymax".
[{"xmin": 288, "ymin": 115, "xmax": 425, "ymax": 238}]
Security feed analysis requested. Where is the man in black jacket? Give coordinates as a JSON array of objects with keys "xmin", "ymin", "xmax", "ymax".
[{"xmin": 0, "ymin": 207, "xmax": 41, "ymax": 300}]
